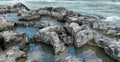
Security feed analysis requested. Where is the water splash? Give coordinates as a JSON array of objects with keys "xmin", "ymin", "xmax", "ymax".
[{"xmin": 103, "ymin": 16, "xmax": 120, "ymax": 22}]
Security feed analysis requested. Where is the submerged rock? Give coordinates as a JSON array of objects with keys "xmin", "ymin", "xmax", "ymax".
[
  {"xmin": 55, "ymin": 50, "xmax": 102, "ymax": 62},
  {"xmin": 95, "ymin": 36, "xmax": 120, "ymax": 61}
]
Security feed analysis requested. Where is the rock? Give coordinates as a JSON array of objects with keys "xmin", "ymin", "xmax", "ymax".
[
  {"xmin": 38, "ymin": 7, "xmax": 52, "ymax": 15},
  {"xmin": 0, "ymin": 3, "xmax": 29, "ymax": 14},
  {"xmin": 0, "ymin": 31, "xmax": 29, "ymax": 51},
  {"xmin": 59, "ymin": 32, "xmax": 73, "ymax": 44},
  {"xmin": 0, "ymin": 31, "xmax": 29, "ymax": 62},
  {"xmin": 65, "ymin": 22, "xmax": 82, "ymax": 36},
  {"xmin": 19, "ymin": 10, "xmax": 41, "ymax": 21},
  {"xmin": 51, "ymin": 7, "xmax": 68, "ymax": 22},
  {"xmin": 107, "ymin": 30, "xmax": 117, "ymax": 35},
  {"xmin": 39, "ymin": 21, "xmax": 56, "ymax": 28},
  {"xmin": 78, "ymin": 50, "xmax": 102, "ymax": 62},
  {"xmin": 0, "ymin": 15, "xmax": 26, "ymax": 31},
  {"xmin": 33, "ymin": 26, "xmax": 66, "ymax": 54},
  {"xmin": 74, "ymin": 29, "xmax": 95, "ymax": 48},
  {"xmin": 55, "ymin": 50, "xmax": 102, "ymax": 62},
  {"xmin": 94, "ymin": 35, "xmax": 120, "ymax": 61},
  {"xmin": 0, "ymin": 46, "xmax": 26, "ymax": 62},
  {"xmin": 93, "ymin": 21, "xmax": 108, "ymax": 30},
  {"xmin": 0, "ymin": 15, "xmax": 14, "ymax": 31}
]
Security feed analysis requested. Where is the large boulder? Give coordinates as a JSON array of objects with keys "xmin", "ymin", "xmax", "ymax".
[
  {"xmin": 0, "ymin": 31, "xmax": 29, "ymax": 62},
  {"xmin": 33, "ymin": 26, "xmax": 66, "ymax": 54},
  {"xmin": 0, "ymin": 31, "xmax": 29, "ymax": 51}
]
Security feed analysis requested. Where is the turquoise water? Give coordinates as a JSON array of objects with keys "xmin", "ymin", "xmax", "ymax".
[{"xmin": 1, "ymin": 0, "xmax": 120, "ymax": 62}]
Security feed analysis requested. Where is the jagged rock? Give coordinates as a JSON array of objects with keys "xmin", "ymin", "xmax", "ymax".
[
  {"xmin": 0, "ymin": 31, "xmax": 29, "ymax": 51},
  {"xmin": 33, "ymin": 26, "xmax": 66, "ymax": 54},
  {"xmin": 38, "ymin": 7, "xmax": 52, "ymax": 15},
  {"xmin": 51, "ymin": 7, "xmax": 68, "ymax": 21},
  {"xmin": 0, "ymin": 15, "xmax": 26, "ymax": 31},
  {"xmin": 93, "ymin": 21, "xmax": 108, "ymax": 30},
  {"xmin": 0, "ymin": 3, "xmax": 29, "ymax": 14},
  {"xmin": 94, "ymin": 34, "xmax": 120, "ymax": 61},
  {"xmin": 107, "ymin": 30, "xmax": 117, "ymax": 35},
  {"xmin": 59, "ymin": 32, "xmax": 73, "ymax": 44},
  {"xmin": 0, "ymin": 46, "xmax": 26, "ymax": 62},
  {"xmin": 19, "ymin": 10, "xmax": 40, "ymax": 21},
  {"xmin": 0, "ymin": 15, "xmax": 14, "ymax": 31},
  {"xmin": 0, "ymin": 31, "xmax": 29, "ymax": 62},
  {"xmin": 55, "ymin": 50, "xmax": 102, "ymax": 62},
  {"xmin": 74, "ymin": 29, "xmax": 95, "ymax": 48},
  {"xmin": 65, "ymin": 22, "xmax": 82, "ymax": 36}
]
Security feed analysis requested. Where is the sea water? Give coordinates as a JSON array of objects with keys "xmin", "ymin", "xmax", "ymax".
[{"xmin": 1, "ymin": 0, "xmax": 120, "ymax": 62}]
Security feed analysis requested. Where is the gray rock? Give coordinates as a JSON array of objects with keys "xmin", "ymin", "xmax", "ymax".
[
  {"xmin": 0, "ymin": 31, "xmax": 29, "ymax": 51},
  {"xmin": 0, "ymin": 46, "xmax": 26, "ymax": 62},
  {"xmin": 107, "ymin": 30, "xmax": 117, "ymax": 35},
  {"xmin": 51, "ymin": 7, "xmax": 68, "ymax": 21},
  {"xmin": 19, "ymin": 10, "xmax": 40, "ymax": 21},
  {"xmin": 74, "ymin": 29, "xmax": 95, "ymax": 48},
  {"xmin": 94, "ymin": 34, "xmax": 120, "ymax": 61},
  {"xmin": 0, "ymin": 3, "xmax": 29, "ymax": 14},
  {"xmin": 93, "ymin": 21, "xmax": 108, "ymax": 30},
  {"xmin": 0, "ymin": 15, "xmax": 14, "ymax": 31},
  {"xmin": 55, "ymin": 50, "xmax": 102, "ymax": 62},
  {"xmin": 0, "ymin": 31, "xmax": 29, "ymax": 62},
  {"xmin": 33, "ymin": 26, "xmax": 66, "ymax": 54},
  {"xmin": 65, "ymin": 22, "xmax": 82, "ymax": 36}
]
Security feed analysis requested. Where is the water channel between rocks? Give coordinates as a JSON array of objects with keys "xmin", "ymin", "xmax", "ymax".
[{"xmin": 4, "ymin": 13, "xmax": 116, "ymax": 62}]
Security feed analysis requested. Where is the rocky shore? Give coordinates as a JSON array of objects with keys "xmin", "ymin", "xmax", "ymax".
[{"xmin": 0, "ymin": 3, "xmax": 120, "ymax": 62}]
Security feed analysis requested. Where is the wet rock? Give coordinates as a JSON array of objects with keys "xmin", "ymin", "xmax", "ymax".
[
  {"xmin": 65, "ymin": 22, "xmax": 82, "ymax": 36},
  {"xmin": 0, "ymin": 46, "xmax": 26, "ymax": 62},
  {"xmin": 39, "ymin": 21, "xmax": 56, "ymax": 28},
  {"xmin": 95, "ymin": 35, "xmax": 120, "ymax": 61},
  {"xmin": 0, "ymin": 31, "xmax": 29, "ymax": 51},
  {"xmin": 10, "ymin": 3, "xmax": 30, "ymax": 12},
  {"xmin": 107, "ymin": 30, "xmax": 117, "ymax": 35},
  {"xmin": 33, "ymin": 26, "xmax": 66, "ymax": 54},
  {"xmin": 0, "ymin": 15, "xmax": 26, "ymax": 31},
  {"xmin": 51, "ymin": 7, "xmax": 69, "ymax": 21},
  {"xmin": 0, "ymin": 31, "xmax": 29, "ymax": 62},
  {"xmin": 19, "ymin": 10, "xmax": 40, "ymax": 21},
  {"xmin": 74, "ymin": 29, "xmax": 95, "ymax": 48},
  {"xmin": 59, "ymin": 32, "xmax": 73, "ymax": 44},
  {"xmin": 0, "ymin": 15, "xmax": 14, "ymax": 31},
  {"xmin": 55, "ymin": 50, "xmax": 102, "ymax": 62},
  {"xmin": 93, "ymin": 21, "xmax": 108, "ymax": 30},
  {"xmin": 0, "ymin": 3, "xmax": 29, "ymax": 14},
  {"xmin": 38, "ymin": 7, "xmax": 52, "ymax": 15}
]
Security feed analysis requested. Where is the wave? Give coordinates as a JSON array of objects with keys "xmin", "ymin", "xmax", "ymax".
[{"xmin": 103, "ymin": 16, "xmax": 120, "ymax": 22}]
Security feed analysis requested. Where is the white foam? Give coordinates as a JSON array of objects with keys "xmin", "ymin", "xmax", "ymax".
[{"xmin": 103, "ymin": 16, "xmax": 120, "ymax": 22}]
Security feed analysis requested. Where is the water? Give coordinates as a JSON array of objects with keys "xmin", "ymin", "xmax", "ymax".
[{"xmin": 1, "ymin": 0, "xmax": 120, "ymax": 62}]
